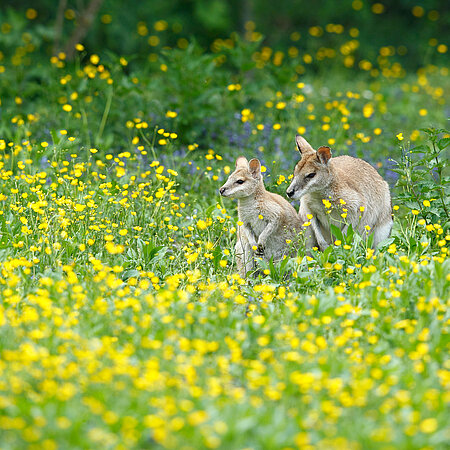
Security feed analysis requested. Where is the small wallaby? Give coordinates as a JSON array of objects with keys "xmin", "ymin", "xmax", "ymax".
[
  {"xmin": 286, "ymin": 135, "xmax": 393, "ymax": 250},
  {"xmin": 220, "ymin": 156, "xmax": 302, "ymax": 277}
]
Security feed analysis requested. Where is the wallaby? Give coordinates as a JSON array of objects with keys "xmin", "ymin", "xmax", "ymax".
[
  {"xmin": 286, "ymin": 135, "xmax": 393, "ymax": 250},
  {"xmin": 220, "ymin": 156, "xmax": 303, "ymax": 277}
]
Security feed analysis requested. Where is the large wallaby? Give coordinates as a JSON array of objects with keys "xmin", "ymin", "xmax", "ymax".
[{"xmin": 286, "ymin": 135, "xmax": 393, "ymax": 250}]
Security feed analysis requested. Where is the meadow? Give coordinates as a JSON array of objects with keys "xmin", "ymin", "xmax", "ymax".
[{"xmin": 0, "ymin": 5, "xmax": 449, "ymax": 450}]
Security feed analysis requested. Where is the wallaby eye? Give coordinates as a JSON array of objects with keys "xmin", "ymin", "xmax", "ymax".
[
  {"xmin": 236, "ymin": 179, "xmax": 245, "ymax": 184},
  {"xmin": 305, "ymin": 173, "xmax": 316, "ymax": 179}
]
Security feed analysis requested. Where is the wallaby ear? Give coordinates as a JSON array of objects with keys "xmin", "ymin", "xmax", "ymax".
[
  {"xmin": 235, "ymin": 156, "xmax": 248, "ymax": 169},
  {"xmin": 295, "ymin": 135, "xmax": 315, "ymax": 155},
  {"xmin": 248, "ymin": 158, "xmax": 261, "ymax": 179},
  {"xmin": 317, "ymin": 146, "xmax": 332, "ymax": 165}
]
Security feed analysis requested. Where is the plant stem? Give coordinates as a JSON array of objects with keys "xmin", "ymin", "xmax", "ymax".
[
  {"xmin": 431, "ymin": 141, "xmax": 449, "ymax": 218},
  {"xmin": 97, "ymin": 87, "xmax": 113, "ymax": 145},
  {"xmin": 140, "ymin": 127, "xmax": 158, "ymax": 161},
  {"xmin": 402, "ymin": 148, "xmax": 423, "ymax": 214}
]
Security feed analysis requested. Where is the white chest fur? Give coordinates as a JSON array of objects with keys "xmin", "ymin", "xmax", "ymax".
[{"xmin": 239, "ymin": 202, "xmax": 267, "ymax": 238}]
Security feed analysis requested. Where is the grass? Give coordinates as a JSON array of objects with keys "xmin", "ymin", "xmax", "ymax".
[{"xmin": 0, "ymin": 13, "xmax": 449, "ymax": 450}]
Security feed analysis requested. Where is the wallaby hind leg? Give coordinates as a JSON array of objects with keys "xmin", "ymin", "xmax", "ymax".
[
  {"xmin": 303, "ymin": 222, "xmax": 318, "ymax": 250},
  {"xmin": 372, "ymin": 220, "xmax": 393, "ymax": 248},
  {"xmin": 298, "ymin": 201, "xmax": 318, "ymax": 251},
  {"xmin": 235, "ymin": 241, "xmax": 254, "ymax": 278},
  {"xmin": 235, "ymin": 228, "xmax": 255, "ymax": 277}
]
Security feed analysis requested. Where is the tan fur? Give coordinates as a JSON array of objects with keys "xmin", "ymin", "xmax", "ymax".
[
  {"xmin": 220, "ymin": 157, "xmax": 302, "ymax": 277},
  {"xmin": 287, "ymin": 135, "xmax": 393, "ymax": 250}
]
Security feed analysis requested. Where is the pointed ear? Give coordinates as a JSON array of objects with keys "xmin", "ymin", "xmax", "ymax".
[
  {"xmin": 235, "ymin": 156, "xmax": 248, "ymax": 169},
  {"xmin": 248, "ymin": 158, "xmax": 261, "ymax": 179},
  {"xmin": 317, "ymin": 146, "xmax": 332, "ymax": 165},
  {"xmin": 295, "ymin": 135, "xmax": 315, "ymax": 155}
]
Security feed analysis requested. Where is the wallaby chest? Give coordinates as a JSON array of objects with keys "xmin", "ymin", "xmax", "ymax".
[
  {"xmin": 305, "ymin": 193, "xmax": 343, "ymax": 232},
  {"xmin": 238, "ymin": 202, "xmax": 268, "ymax": 238}
]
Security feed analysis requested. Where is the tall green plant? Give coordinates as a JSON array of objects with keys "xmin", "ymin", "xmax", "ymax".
[{"xmin": 392, "ymin": 127, "xmax": 450, "ymax": 223}]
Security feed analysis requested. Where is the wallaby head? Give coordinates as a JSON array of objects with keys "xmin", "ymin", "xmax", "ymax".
[
  {"xmin": 286, "ymin": 135, "xmax": 332, "ymax": 200},
  {"xmin": 219, "ymin": 156, "xmax": 264, "ymax": 198}
]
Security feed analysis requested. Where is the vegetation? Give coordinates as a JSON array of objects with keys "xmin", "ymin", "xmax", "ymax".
[{"xmin": 0, "ymin": 3, "xmax": 449, "ymax": 449}]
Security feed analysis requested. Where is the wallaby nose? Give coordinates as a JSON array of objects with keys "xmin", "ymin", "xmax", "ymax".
[
  {"xmin": 219, "ymin": 187, "xmax": 226, "ymax": 195},
  {"xmin": 286, "ymin": 189, "xmax": 294, "ymax": 198}
]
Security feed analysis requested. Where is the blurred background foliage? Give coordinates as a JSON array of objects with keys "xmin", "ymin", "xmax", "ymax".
[
  {"xmin": 1, "ymin": 0, "xmax": 449, "ymax": 69},
  {"xmin": 0, "ymin": 0, "xmax": 448, "ymax": 173}
]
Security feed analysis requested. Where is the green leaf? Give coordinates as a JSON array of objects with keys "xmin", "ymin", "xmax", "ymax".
[
  {"xmin": 322, "ymin": 245, "xmax": 333, "ymax": 260},
  {"xmin": 205, "ymin": 204, "xmax": 216, "ymax": 218},
  {"xmin": 330, "ymin": 224, "xmax": 344, "ymax": 241},
  {"xmin": 346, "ymin": 224, "xmax": 354, "ymax": 243},
  {"xmin": 437, "ymin": 137, "xmax": 450, "ymax": 150},
  {"xmin": 122, "ymin": 269, "xmax": 140, "ymax": 281},
  {"xmin": 50, "ymin": 129, "xmax": 60, "ymax": 145}
]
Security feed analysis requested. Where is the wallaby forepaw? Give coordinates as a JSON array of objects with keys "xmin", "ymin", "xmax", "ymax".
[{"xmin": 255, "ymin": 244, "xmax": 265, "ymax": 257}]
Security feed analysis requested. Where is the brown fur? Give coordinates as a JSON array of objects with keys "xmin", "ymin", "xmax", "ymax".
[
  {"xmin": 220, "ymin": 156, "xmax": 303, "ymax": 277},
  {"xmin": 287, "ymin": 135, "xmax": 393, "ymax": 249}
]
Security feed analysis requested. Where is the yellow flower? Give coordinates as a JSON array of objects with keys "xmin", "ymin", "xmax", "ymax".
[
  {"xmin": 26, "ymin": 8, "xmax": 38, "ymax": 19},
  {"xmin": 423, "ymin": 200, "xmax": 430, "ymax": 207},
  {"xmin": 419, "ymin": 418, "xmax": 437, "ymax": 434},
  {"xmin": 90, "ymin": 54, "xmax": 100, "ymax": 64},
  {"xmin": 105, "ymin": 242, "xmax": 124, "ymax": 254},
  {"xmin": 116, "ymin": 167, "xmax": 125, "ymax": 177},
  {"xmin": 196, "ymin": 219, "xmax": 207, "ymax": 230},
  {"xmin": 294, "ymin": 432, "xmax": 311, "ymax": 448},
  {"xmin": 396, "ymin": 132, "xmax": 404, "ymax": 141}
]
